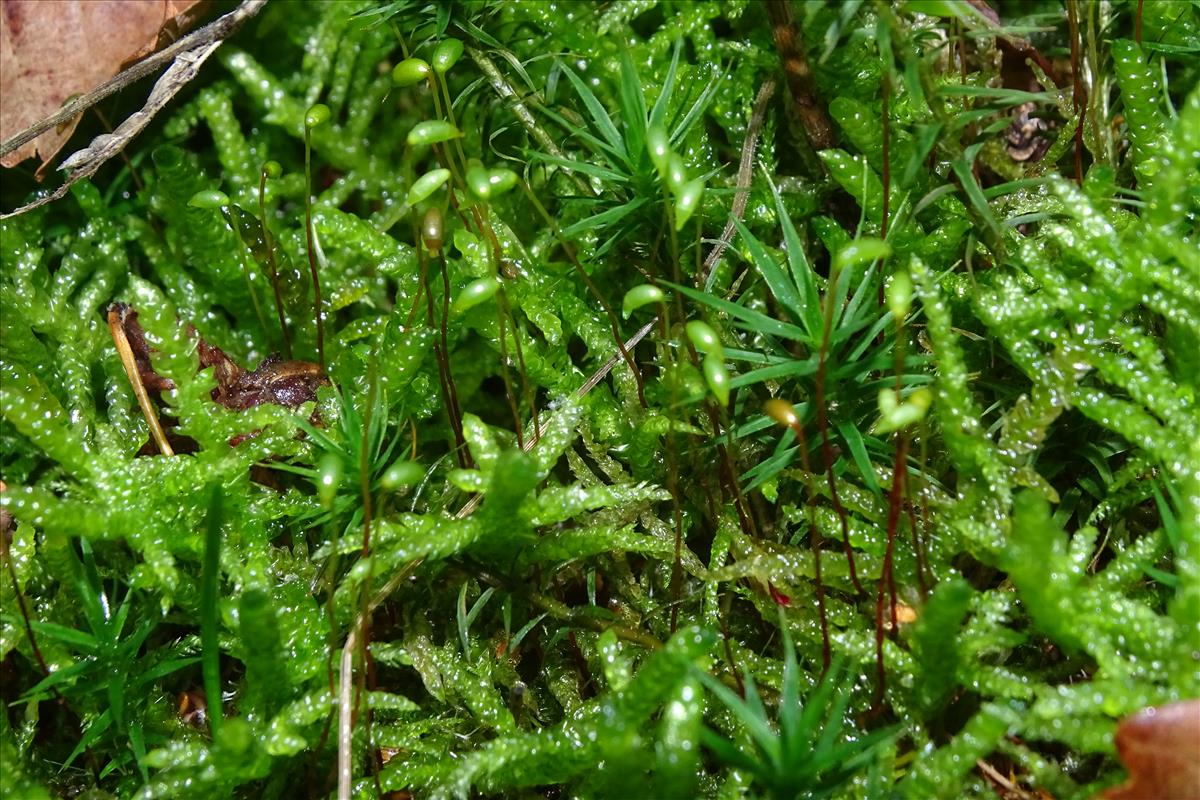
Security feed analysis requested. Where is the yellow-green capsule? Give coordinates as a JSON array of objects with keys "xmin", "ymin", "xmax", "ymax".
[
  {"xmin": 703, "ymin": 352, "xmax": 730, "ymax": 407},
  {"xmin": 621, "ymin": 284, "xmax": 665, "ymax": 318},
  {"xmin": 873, "ymin": 387, "xmax": 932, "ymax": 434},
  {"xmin": 188, "ymin": 189, "xmax": 229, "ymax": 209},
  {"xmin": 431, "ymin": 38, "xmax": 464, "ymax": 74},
  {"xmin": 467, "ymin": 166, "xmax": 518, "ymax": 200},
  {"xmin": 316, "ymin": 452, "xmax": 342, "ymax": 508},
  {"xmin": 422, "ymin": 207, "xmax": 444, "ymax": 253},
  {"xmin": 674, "ymin": 178, "xmax": 705, "ymax": 231},
  {"xmin": 764, "ymin": 398, "xmax": 799, "ymax": 427},
  {"xmin": 886, "ymin": 271, "xmax": 913, "ymax": 320},
  {"xmin": 261, "ymin": 160, "xmax": 282, "ymax": 179},
  {"xmin": 392, "ymin": 58, "xmax": 431, "ymax": 87},
  {"xmin": 453, "ymin": 277, "xmax": 500, "ymax": 314},
  {"xmin": 381, "ymin": 460, "xmax": 424, "ymax": 489},
  {"xmin": 685, "ymin": 320, "xmax": 720, "ymax": 355},
  {"xmin": 407, "ymin": 120, "xmax": 463, "ymax": 146},
  {"xmin": 408, "ymin": 168, "xmax": 452, "ymax": 205},
  {"xmin": 304, "ymin": 103, "xmax": 331, "ymax": 129}
]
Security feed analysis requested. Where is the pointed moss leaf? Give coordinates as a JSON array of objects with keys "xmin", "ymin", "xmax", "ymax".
[
  {"xmin": 461, "ymin": 413, "xmax": 501, "ymax": 473},
  {"xmin": 733, "ymin": 218, "xmax": 808, "ymax": 332},
  {"xmin": 431, "ymin": 38, "xmax": 463, "ymax": 74},
  {"xmin": 674, "ymin": 178, "xmax": 705, "ymax": 231},
  {"xmin": 453, "ymin": 277, "xmax": 500, "ymax": 314},
  {"xmin": 703, "ymin": 353, "xmax": 730, "ymax": 407},
  {"xmin": 622, "ymin": 284, "xmax": 665, "ymax": 317},
  {"xmin": 408, "ymin": 168, "xmax": 451, "ymax": 205},
  {"xmin": 392, "ymin": 57, "xmax": 431, "ymax": 87},
  {"xmin": 407, "ymin": 120, "xmax": 463, "ymax": 146}
]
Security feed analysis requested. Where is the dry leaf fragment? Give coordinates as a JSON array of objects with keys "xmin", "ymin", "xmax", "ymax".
[
  {"xmin": 1100, "ymin": 700, "xmax": 1200, "ymax": 800},
  {"xmin": 0, "ymin": 0, "xmax": 201, "ymax": 169}
]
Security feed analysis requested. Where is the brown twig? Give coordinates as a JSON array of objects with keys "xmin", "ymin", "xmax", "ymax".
[
  {"xmin": 765, "ymin": 0, "xmax": 835, "ymax": 153},
  {"xmin": 107, "ymin": 306, "xmax": 174, "ymax": 456}
]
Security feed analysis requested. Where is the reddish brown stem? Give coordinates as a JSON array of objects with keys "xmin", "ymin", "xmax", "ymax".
[{"xmin": 874, "ymin": 435, "xmax": 906, "ymax": 708}]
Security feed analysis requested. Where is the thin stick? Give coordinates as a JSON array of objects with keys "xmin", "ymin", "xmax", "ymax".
[
  {"xmin": 701, "ymin": 78, "xmax": 776, "ymax": 291},
  {"xmin": 0, "ymin": 0, "xmax": 266, "ymax": 160},
  {"xmin": 107, "ymin": 307, "xmax": 174, "ymax": 456}
]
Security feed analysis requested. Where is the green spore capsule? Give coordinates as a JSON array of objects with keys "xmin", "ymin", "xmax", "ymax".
[
  {"xmin": 316, "ymin": 453, "xmax": 342, "ymax": 508},
  {"xmin": 261, "ymin": 160, "xmax": 282, "ymax": 179},
  {"xmin": 431, "ymin": 38, "xmax": 464, "ymax": 74},
  {"xmin": 685, "ymin": 320, "xmax": 721, "ymax": 356},
  {"xmin": 407, "ymin": 120, "xmax": 462, "ymax": 146},
  {"xmin": 381, "ymin": 460, "xmax": 424, "ymax": 489},
  {"xmin": 466, "ymin": 166, "xmax": 518, "ymax": 200},
  {"xmin": 834, "ymin": 238, "xmax": 891, "ymax": 273},
  {"xmin": 887, "ymin": 271, "xmax": 913, "ymax": 320},
  {"xmin": 674, "ymin": 178, "xmax": 705, "ymax": 231},
  {"xmin": 622, "ymin": 284, "xmax": 665, "ymax": 318},
  {"xmin": 392, "ymin": 57, "xmax": 432, "ymax": 87},
  {"xmin": 703, "ymin": 352, "xmax": 730, "ymax": 407},
  {"xmin": 422, "ymin": 207, "xmax": 444, "ymax": 253},
  {"xmin": 408, "ymin": 168, "xmax": 452, "ymax": 205},
  {"xmin": 646, "ymin": 125, "xmax": 671, "ymax": 175},
  {"xmin": 304, "ymin": 103, "xmax": 331, "ymax": 129},
  {"xmin": 665, "ymin": 153, "xmax": 687, "ymax": 193},
  {"xmin": 873, "ymin": 387, "xmax": 932, "ymax": 434},
  {"xmin": 453, "ymin": 277, "xmax": 500, "ymax": 314},
  {"xmin": 188, "ymin": 189, "xmax": 230, "ymax": 209}
]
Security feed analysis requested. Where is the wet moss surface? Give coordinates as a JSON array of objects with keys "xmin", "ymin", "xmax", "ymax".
[{"xmin": 1, "ymin": 2, "xmax": 1198, "ymax": 798}]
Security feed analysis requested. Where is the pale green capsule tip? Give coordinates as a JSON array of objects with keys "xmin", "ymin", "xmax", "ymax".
[
  {"xmin": 685, "ymin": 320, "xmax": 720, "ymax": 355},
  {"xmin": 392, "ymin": 58, "xmax": 432, "ymax": 87},
  {"xmin": 646, "ymin": 126, "xmax": 671, "ymax": 172},
  {"xmin": 408, "ymin": 168, "xmax": 452, "ymax": 205},
  {"xmin": 407, "ymin": 120, "xmax": 463, "ymax": 146},
  {"xmin": 453, "ymin": 277, "xmax": 500, "ymax": 314},
  {"xmin": 467, "ymin": 166, "xmax": 518, "ymax": 200},
  {"xmin": 304, "ymin": 103, "xmax": 331, "ymax": 128},
  {"xmin": 873, "ymin": 387, "xmax": 932, "ymax": 434},
  {"xmin": 622, "ymin": 284, "xmax": 665, "ymax": 318},
  {"xmin": 674, "ymin": 178, "xmax": 705, "ymax": 231},
  {"xmin": 261, "ymin": 160, "xmax": 282, "ymax": 179},
  {"xmin": 703, "ymin": 353, "xmax": 730, "ymax": 407},
  {"xmin": 431, "ymin": 39, "xmax": 464, "ymax": 74},
  {"xmin": 188, "ymin": 189, "xmax": 229, "ymax": 209}
]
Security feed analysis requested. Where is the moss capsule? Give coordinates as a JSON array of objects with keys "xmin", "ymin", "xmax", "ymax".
[
  {"xmin": 431, "ymin": 39, "xmax": 464, "ymax": 74},
  {"xmin": 703, "ymin": 353, "xmax": 730, "ymax": 407},
  {"xmin": 304, "ymin": 103, "xmax": 331, "ymax": 129},
  {"xmin": 453, "ymin": 277, "xmax": 500, "ymax": 314},
  {"xmin": 188, "ymin": 189, "xmax": 230, "ymax": 209},
  {"xmin": 674, "ymin": 178, "xmax": 705, "ymax": 231},
  {"xmin": 408, "ymin": 168, "xmax": 452, "ymax": 205},
  {"xmin": 407, "ymin": 120, "xmax": 463, "ymax": 146},
  {"xmin": 622, "ymin": 284, "xmax": 665, "ymax": 318},
  {"xmin": 381, "ymin": 460, "xmax": 424, "ymax": 489},
  {"xmin": 422, "ymin": 207, "xmax": 444, "ymax": 253},
  {"xmin": 392, "ymin": 57, "xmax": 432, "ymax": 87},
  {"xmin": 261, "ymin": 160, "xmax": 282, "ymax": 180},
  {"xmin": 685, "ymin": 320, "xmax": 720, "ymax": 356},
  {"xmin": 646, "ymin": 125, "xmax": 671, "ymax": 175}
]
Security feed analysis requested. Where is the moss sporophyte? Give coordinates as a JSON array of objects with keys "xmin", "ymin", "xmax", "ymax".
[{"xmin": 1, "ymin": 2, "xmax": 1198, "ymax": 798}]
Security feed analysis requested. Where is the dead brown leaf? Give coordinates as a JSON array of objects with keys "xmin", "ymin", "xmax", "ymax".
[
  {"xmin": 1099, "ymin": 700, "xmax": 1200, "ymax": 800},
  {"xmin": 0, "ymin": 0, "xmax": 201, "ymax": 171}
]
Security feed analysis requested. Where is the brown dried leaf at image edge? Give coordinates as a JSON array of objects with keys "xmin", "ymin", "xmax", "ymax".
[
  {"xmin": 1099, "ymin": 700, "xmax": 1200, "ymax": 800},
  {"xmin": 0, "ymin": 0, "xmax": 202, "ymax": 170}
]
